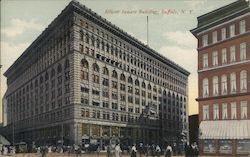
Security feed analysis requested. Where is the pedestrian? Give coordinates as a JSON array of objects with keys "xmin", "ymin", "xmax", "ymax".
[
  {"xmin": 193, "ymin": 142, "xmax": 199, "ymax": 157},
  {"xmin": 115, "ymin": 143, "xmax": 122, "ymax": 157},
  {"xmin": 185, "ymin": 142, "xmax": 190, "ymax": 157},
  {"xmin": 151, "ymin": 144, "xmax": 156, "ymax": 157},
  {"xmin": 131, "ymin": 144, "xmax": 137, "ymax": 157},
  {"xmin": 97, "ymin": 144, "xmax": 100, "ymax": 157},
  {"xmin": 164, "ymin": 145, "xmax": 172, "ymax": 157},
  {"xmin": 76, "ymin": 145, "xmax": 81, "ymax": 157},
  {"xmin": 155, "ymin": 145, "xmax": 161, "ymax": 157},
  {"xmin": 107, "ymin": 144, "xmax": 112, "ymax": 157}
]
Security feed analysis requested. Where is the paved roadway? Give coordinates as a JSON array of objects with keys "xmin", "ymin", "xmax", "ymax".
[{"xmin": 0, "ymin": 153, "xmax": 228, "ymax": 157}]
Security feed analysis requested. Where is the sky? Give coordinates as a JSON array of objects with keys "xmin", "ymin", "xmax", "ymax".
[{"xmin": 0, "ymin": 0, "xmax": 236, "ymax": 122}]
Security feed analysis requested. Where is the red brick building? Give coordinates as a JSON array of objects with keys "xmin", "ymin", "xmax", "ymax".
[{"xmin": 191, "ymin": 0, "xmax": 250, "ymax": 156}]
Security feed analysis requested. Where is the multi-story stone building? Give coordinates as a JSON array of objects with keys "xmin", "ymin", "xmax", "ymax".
[
  {"xmin": 2, "ymin": 0, "xmax": 189, "ymax": 149},
  {"xmin": 191, "ymin": 0, "xmax": 250, "ymax": 156}
]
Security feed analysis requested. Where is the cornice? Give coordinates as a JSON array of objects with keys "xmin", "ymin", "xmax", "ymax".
[
  {"xmin": 196, "ymin": 92, "xmax": 250, "ymax": 102},
  {"xmin": 70, "ymin": 1, "xmax": 190, "ymax": 76},
  {"xmin": 4, "ymin": 0, "xmax": 189, "ymax": 79}
]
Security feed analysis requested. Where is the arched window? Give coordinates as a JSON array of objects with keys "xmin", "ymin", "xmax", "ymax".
[
  {"xmin": 203, "ymin": 78, "xmax": 209, "ymax": 97},
  {"xmin": 40, "ymin": 76, "xmax": 43, "ymax": 84},
  {"xmin": 163, "ymin": 90, "xmax": 167, "ymax": 96},
  {"xmin": 85, "ymin": 33, "xmax": 89, "ymax": 44},
  {"xmin": 96, "ymin": 39, "xmax": 100, "ymax": 48},
  {"xmin": 57, "ymin": 64, "xmax": 62, "ymax": 74},
  {"xmin": 81, "ymin": 59, "xmax": 88, "ymax": 68},
  {"xmin": 101, "ymin": 41, "xmax": 104, "ymax": 50},
  {"xmin": 230, "ymin": 73, "xmax": 236, "ymax": 93},
  {"xmin": 64, "ymin": 59, "xmax": 69, "ymax": 69},
  {"xmin": 103, "ymin": 67, "xmax": 109, "ymax": 75},
  {"xmin": 93, "ymin": 63, "xmax": 99, "ymax": 72},
  {"xmin": 221, "ymin": 75, "xmax": 227, "ymax": 95},
  {"xmin": 240, "ymin": 70, "xmax": 247, "ymax": 92},
  {"xmin": 91, "ymin": 35, "xmax": 95, "ymax": 46},
  {"xmin": 148, "ymin": 84, "xmax": 151, "ymax": 90},
  {"xmin": 212, "ymin": 76, "xmax": 218, "ymax": 96},
  {"xmin": 135, "ymin": 79, "xmax": 139, "ymax": 86},
  {"xmin": 128, "ymin": 76, "xmax": 133, "ymax": 84},
  {"xmin": 51, "ymin": 68, "xmax": 55, "ymax": 78},
  {"xmin": 142, "ymin": 82, "xmax": 146, "ymax": 88},
  {"xmin": 153, "ymin": 86, "xmax": 157, "ymax": 92},
  {"xmin": 120, "ymin": 73, "xmax": 125, "ymax": 81},
  {"xmin": 112, "ymin": 70, "xmax": 118, "ymax": 78},
  {"xmin": 45, "ymin": 72, "xmax": 49, "ymax": 81},
  {"xmin": 106, "ymin": 43, "xmax": 109, "ymax": 52}
]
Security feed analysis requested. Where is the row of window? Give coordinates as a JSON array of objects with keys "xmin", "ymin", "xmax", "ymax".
[
  {"xmin": 79, "ymin": 19, "xmax": 186, "ymax": 82},
  {"xmin": 202, "ymin": 101, "xmax": 248, "ymax": 120},
  {"xmin": 202, "ymin": 42, "xmax": 247, "ymax": 69},
  {"xmin": 202, "ymin": 70, "xmax": 248, "ymax": 97},
  {"xmin": 202, "ymin": 19, "xmax": 246, "ymax": 47}
]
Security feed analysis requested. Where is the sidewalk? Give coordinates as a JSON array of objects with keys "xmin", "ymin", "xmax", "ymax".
[{"xmin": 0, "ymin": 153, "xmax": 227, "ymax": 157}]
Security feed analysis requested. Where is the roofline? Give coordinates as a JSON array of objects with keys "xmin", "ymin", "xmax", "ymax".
[{"xmin": 4, "ymin": 0, "xmax": 190, "ymax": 77}]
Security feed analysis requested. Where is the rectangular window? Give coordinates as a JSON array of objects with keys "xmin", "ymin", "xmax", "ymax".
[
  {"xmin": 219, "ymin": 140, "xmax": 232, "ymax": 154},
  {"xmin": 241, "ymin": 101, "xmax": 248, "ymax": 119},
  {"xmin": 231, "ymin": 102, "xmax": 237, "ymax": 119},
  {"xmin": 221, "ymin": 28, "xmax": 226, "ymax": 40},
  {"xmin": 230, "ymin": 46, "xmax": 236, "ymax": 63},
  {"xmin": 222, "ymin": 103, "xmax": 228, "ymax": 119},
  {"xmin": 203, "ymin": 54, "xmax": 208, "ymax": 68},
  {"xmin": 203, "ymin": 105, "xmax": 209, "ymax": 120},
  {"xmin": 212, "ymin": 31, "xmax": 217, "ymax": 43},
  {"xmin": 204, "ymin": 140, "xmax": 216, "ymax": 153},
  {"xmin": 230, "ymin": 24, "xmax": 235, "ymax": 37},
  {"xmin": 240, "ymin": 20, "xmax": 246, "ymax": 34},
  {"xmin": 237, "ymin": 140, "xmax": 250, "ymax": 154},
  {"xmin": 222, "ymin": 48, "xmax": 227, "ymax": 64},
  {"xmin": 213, "ymin": 104, "xmax": 219, "ymax": 120},
  {"xmin": 202, "ymin": 34, "xmax": 208, "ymax": 47},
  {"xmin": 240, "ymin": 42, "xmax": 246, "ymax": 60},
  {"xmin": 212, "ymin": 51, "xmax": 218, "ymax": 66}
]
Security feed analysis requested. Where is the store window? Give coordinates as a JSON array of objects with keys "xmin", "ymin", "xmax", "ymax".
[
  {"xmin": 237, "ymin": 140, "xmax": 250, "ymax": 154},
  {"xmin": 219, "ymin": 140, "xmax": 232, "ymax": 154},
  {"xmin": 203, "ymin": 140, "xmax": 216, "ymax": 153}
]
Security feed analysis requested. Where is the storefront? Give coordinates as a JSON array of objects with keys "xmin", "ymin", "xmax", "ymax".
[{"xmin": 199, "ymin": 120, "xmax": 250, "ymax": 156}]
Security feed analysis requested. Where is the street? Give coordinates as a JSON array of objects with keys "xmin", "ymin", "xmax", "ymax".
[{"xmin": 0, "ymin": 153, "xmax": 230, "ymax": 157}]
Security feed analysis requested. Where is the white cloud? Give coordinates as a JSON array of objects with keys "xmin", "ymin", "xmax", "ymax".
[
  {"xmin": 1, "ymin": 41, "xmax": 30, "ymax": 108},
  {"xmin": 1, "ymin": 41, "xmax": 29, "ymax": 74},
  {"xmin": 163, "ymin": 31, "xmax": 196, "ymax": 48},
  {"xmin": 1, "ymin": 18, "xmax": 44, "ymax": 37}
]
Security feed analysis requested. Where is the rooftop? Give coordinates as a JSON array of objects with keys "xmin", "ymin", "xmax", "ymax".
[{"xmin": 4, "ymin": 0, "xmax": 190, "ymax": 77}]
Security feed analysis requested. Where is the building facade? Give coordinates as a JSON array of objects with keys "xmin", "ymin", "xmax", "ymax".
[
  {"xmin": 2, "ymin": 0, "xmax": 189, "ymax": 150},
  {"xmin": 191, "ymin": 0, "xmax": 250, "ymax": 156},
  {"xmin": 188, "ymin": 114, "xmax": 198, "ymax": 144}
]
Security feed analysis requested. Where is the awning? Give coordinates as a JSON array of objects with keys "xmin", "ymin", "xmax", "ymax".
[{"xmin": 199, "ymin": 120, "xmax": 250, "ymax": 139}]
